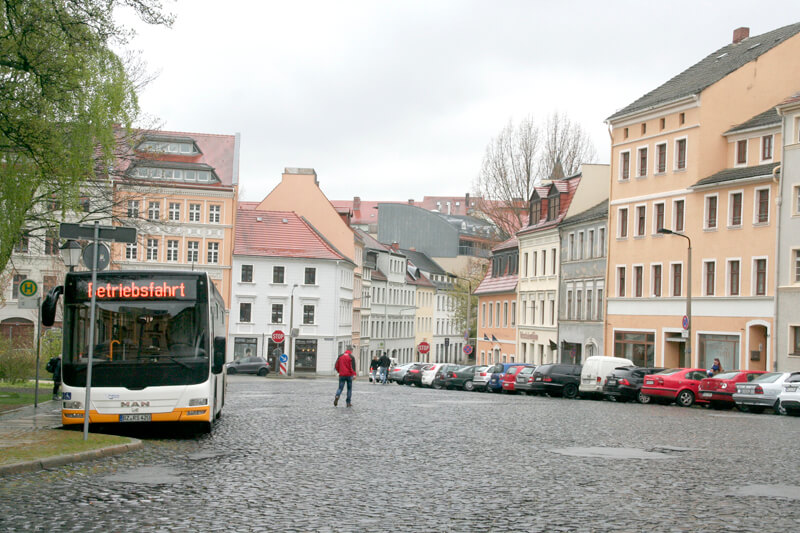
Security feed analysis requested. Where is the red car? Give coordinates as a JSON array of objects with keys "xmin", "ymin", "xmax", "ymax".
[
  {"xmin": 501, "ymin": 365, "xmax": 533, "ymax": 393},
  {"xmin": 641, "ymin": 368, "xmax": 710, "ymax": 407},
  {"xmin": 699, "ymin": 370, "xmax": 767, "ymax": 409}
]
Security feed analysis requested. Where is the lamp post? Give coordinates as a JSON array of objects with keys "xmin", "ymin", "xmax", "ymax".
[
  {"xmin": 59, "ymin": 240, "xmax": 82, "ymax": 271},
  {"xmin": 288, "ymin": 284, "xmax": 298, "ymax": 376},
  {"xmin": 658, "ymin": 228, "xmax": 692, "ymax": 365}
]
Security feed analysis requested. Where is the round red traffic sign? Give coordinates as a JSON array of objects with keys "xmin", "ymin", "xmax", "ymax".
[
  {"xmin": 463, "ymin": 345, "xmax": 473, "ymax": 355},
  {"xmin": 418, "ymin": 341, "xmax": 430, "ymax": 354},
  {"xmin": 271, "ymin": 330, "xmax": 285, "ymax": 343}
]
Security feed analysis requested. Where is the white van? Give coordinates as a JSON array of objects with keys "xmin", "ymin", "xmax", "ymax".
[{"xmin": 579, "ymin": 355, "xmax": 634, "ymax": 398}]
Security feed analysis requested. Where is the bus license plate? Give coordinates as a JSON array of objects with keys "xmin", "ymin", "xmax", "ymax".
[{"xmin": 119, "ymin": 414, "xmax": 151, "ymax": 422}]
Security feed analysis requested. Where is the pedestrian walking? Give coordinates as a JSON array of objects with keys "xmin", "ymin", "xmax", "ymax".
[
  {"xmin": 334, "ymin": 348, "xmax": 356, "ymax": 407},
  {"xmin": 378, "ymin": 352, "xmax": 391, "ymax": 384},
  {"xmin": 46, "ymin": 354, "xmax": 62, "ymax": 400},
  {"xmin": 370, "ymin": 355, "xmax": 379, "ymax": 383}
]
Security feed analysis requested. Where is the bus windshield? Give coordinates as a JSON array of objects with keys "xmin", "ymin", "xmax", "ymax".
[{"xmin": 63, "ymin": 295, "xmax": 210, "ymax": 389}]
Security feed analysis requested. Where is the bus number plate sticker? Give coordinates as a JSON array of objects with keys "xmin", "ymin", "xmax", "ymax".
[{"xmin": 119, "ymin": 414, "xmax": 152, "ymax": 422}]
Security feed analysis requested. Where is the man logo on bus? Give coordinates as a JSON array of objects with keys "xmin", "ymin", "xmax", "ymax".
[
  {"xmin": 88, "ymin": 281, "xmax": 186, "ymax": 299},
  {"xmin": 121, "ymin": 401, "xmax": 150, "ymax": 407}
]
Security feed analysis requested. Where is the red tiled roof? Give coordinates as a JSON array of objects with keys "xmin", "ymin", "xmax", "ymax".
[
  {"xmin": 518, "ymin": 175, "xmax": 582, "ymax": 235},
  {"xmin": 234, "ymin": 209, "xmax": 345, "ymax": 260},
  {"xmin": 492, "ymin": 236, "xmax": 518, "ymax": 252},
  {"xmin": 238, "ymin": 201, "xmax": 260, "ymax": 210},
  {"xmin": 474, "ymin": 262, "xmax": 518, "ymax": 295}
]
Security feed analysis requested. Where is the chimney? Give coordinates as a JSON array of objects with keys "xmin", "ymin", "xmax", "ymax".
[
  {"xmin": 391, "ymin": 242, "xmax": 399, "ymax": 251},
  {"xmin": 408, "ymin": 199, "xmax": 414, "ymax": 205},
  {"xmin": 732, "ymin": 27, "xmax": 749, "ymax": 44},
  {"xmin": 353, "ymin": 196, "xmax": 361, "ymax": 210},
  {"xmin": 465, "ymin": 193, "xmax": 470, "ymax": 210}
]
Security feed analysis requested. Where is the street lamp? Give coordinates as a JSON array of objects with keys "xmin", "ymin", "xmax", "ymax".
[
  {"xmin": 288, "ymin": 283, "xmax": 298, "ymax": 376},
  {"xmin": 60, "ymin": 240, "xmax": 82, "ymax": 271},
  {"xmin": 658, "ymin": 228, "xmax": 692, "ymax": 365}
]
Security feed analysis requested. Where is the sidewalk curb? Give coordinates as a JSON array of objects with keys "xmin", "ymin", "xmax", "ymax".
[{"xmin": 0, "ymin": 438, "xmax": 143, "ymax": 476}]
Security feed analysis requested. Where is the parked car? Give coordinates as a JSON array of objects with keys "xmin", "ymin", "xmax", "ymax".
[
  {"xmin": 444, "ymin": 365, "xmax": 472, "ymax": 391},
  {"xmin": 432, "ymin": 364, "xmax": 462, "ymax": 389},
  {"xmin": 501, "ymin": 364, "xmax": 534, "ymax": 393},
  {"xmin": 603, "ymin": 366, "xmax": 665, "ymax": 403},
  {"xmin": 640, "ymin": 368, "xmax": 709, "ymax": 407},
  {"xmin": 513, "ymin": 366, "xmax": 537, "ymax": 394},
  {"xmin": 518, "ymin": 364, "xmax": 582, "ymax": 398},
  {"xmin": 404, "ymin": 363, "xmax": 432, "ymax": 386},
  {"xmin": 421, "ymin": 363, "xmax": 448, "ymax": 387},
  {"xmin": 734, "ymin": 371, "xmax": 800, "ymax": 414},
  {"xmin": 486, "ymin": 363, "xmax": 532, "ymax": 392},
  {"xmin": 388, "ymin": 362, "xmax": 419, "ymax": 384},
  {"xmin": 698, "ymin": 370, "xmax": 768, "ymax": 409},
  {"xmin": 225, "ymin": 356, "xmax": 270, "ymax": 376},
  {"xmin": 579, "ymin": 356, "xmax": 634, "ymax": 398},
  {"xmin": 470, "ymin": 366, "xmax": 492, "ymax": 391},
  {"xmin": 778, "ymin": 373, "xmax": 800, "ymax": 416}
]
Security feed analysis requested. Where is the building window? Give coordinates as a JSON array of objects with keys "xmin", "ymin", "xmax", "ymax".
[
  {"xmin": 547, "ymin": 194, "xmax": 560, "ymax": 220},
  {"xmin": 503, "ymin": 301, "xmax": 508, "ymax": 327},
  {"xmin": 273, "ymin": 266, "xmax": 285, "ymax": 284},
  {"xmin": 531, "ymin": 200, "xmax": 542, "ymax": 225},
  {"xmin": 729, "ymin": 260, "xmax": 740, "ymax": 296},
  {"xmin": 166, "ymin": 240, "xmax": 178, "ymax": 262},
  {"xmin": 207, "ymin": 242, "xmax": 219, "ymax": 264},
  {"xmin": 303, "ymin": 304, "xmax": 315, "ymax": 325},
  {"xmin": 698, "ymin": 334, "xmax": 739, "ymax": 373},
  {"xmin": 754, "ymin": 258, "xmax": 767, "ymax": 296},
  {"xmin": 654, "ymin": 203, "xmax": 665, "ymax": 233},
  {"xmin": 656, "ymin": 143, "xmax": 667, "ymax": 173},
  {"xmin": 44, "ymin": 231, "xmax": 59, "ymax": 255},
  {"xmin": 679, "ymin": 112, "xmax": 685, "ymax": 125},
  {"xmin": 169, "ymin": 202, "xmax": 181, "ymax": 221},
  {"xmin": 730, "ymin": 192, "xmax": 743, "ymax": 226},
  {"xmin": 795, "ymin": 250, "xmax": 800, "ymax": 283},
  {"xmin": 126, "ymin": 242, "xmax": 137, "ymax": 260},
  {"xmin": 127, "ymin": 200, "xmax": 140, "ymax": 218},
  {"xmin": 587, "ymin": 230, "xmax": 594, "ymax": 259},
  {"xmin": 568, "ymin": 234, "xmax": 575, "ymax": 260},
  {"xmin": 597, "ymin": 289, "xmax": 603, "ymax": 320},
  {"xmin": 634, "ymin": 266, "xmax": 643, "ymax": 297},
  {"xmin": 617, "ymin": 267, "xmax": 626, "ymax": 297},
  {"xmin": 148, "ymin": 201, "xmax": 160, "ymax": 220},
  {"xmin": 756, "ymin": 188, "xmax": 769, "ymax": 223},
  {"xmin": 578, "ymin": 232, "xmax": 584, "ymax": 260},
  {"xmin": 187, "ymin": 241, "xmax": 199, "ymax": 263},
  {"xmin": 675, "ymin": 138, "xmax": 687, "ymax": 170},
  {"xmin": 271, "ymin": 304, "xmax": 283, "ymax": 324},
  {"xmin": 146, "ymin": 238, "xmax": 158, "ymax": 261},
  {"xmin": 550, "ymin": 300, "xmax": 555, "ymax": 326},
  {"xmin": 636, "ymin": 205, "xmax": 646, "ymax": 236},
  {"xmin": 241, "ymin": 264, "xmax": 253, "ymax": 282},
  {"xmin": 762, "ymin": 135, "xmax": 773, "ymax": 160},
  {"xmin": 567, "ymin": 290, "xmax": 573, "ymax": 319},
  {"xmin": 618, "ymin": 208, "xmax": 628, "ymax": 238},
  {"xmin": 736, "ymin": 139, "xmax": 748, "ymax": 165},
  {"xmin": 576, "ymin": 290, "xmax": 583, "ymax": 320},
  {"xmin": 586, "ymin": 290, "xmax": 593, "ymax": 320},
  {"xmin": 620, "ymin": 151, "xmax": 630, "ymax": 180},
  {"xmin": 294, "ymin": 339, "xmax": 318, "ymax": 371},
  {"xmin": 674, "ymin": 199, "xmax": 685, "ymax": 232},
  {"xmin": 304, "ymin": 267, "xmax": 316, "ymax": 285},
  {"xmin": 652, "ymin": 264, "xmax": 662, "ymax": 297},
  {"xmin": 705, "ymin": 261, "xmax": 715, "ymax": 296},
  {"xmin": 189, "ymin": 203, "xmax": 201, "ymax": 222},
  {"xmin": 209, "ymin": 204, "xmax": 221, "ymax": 223},
  {"xmin": 239, "ymin": 302, "xmax": 252, "ymax": 323},
  {"xmin": 532, "ymin": 251, "xmax": 538, "ymax": 276},
  {"xmin": 792, "ymin": 326, "xmax": 800, "ymax": 355},
  {"xmin": 637, "ymin": 147, "xmax": 648, "ymax": 177},
  {"xmin": 672, "ymin": 263, "xmax": 682, "ymax": 296},
  {"xmin": 598, "ymin": 228, "xmax": 605, "ymax": 257},
  {"xmin": 660, "ymin": 118, "xmax": 666, "ymax": 130},
  {"xmin": 14, "ymin": 232, "xmax": 30, "ymax": 253},
  {"xmin": 511, "ymin": 301, "xmax": 516, "ymax": 327},
  {"xmin": 705, "ymin": 195, "xmax": 718, "ymax": 229},
  {"xmin": 12, "ymin": 273, "xmax": 27, "ymax": 299},
  {"xmin": 488, "ymin": 302, "xmax": 493, "ymax": 327},
  {"xmin": 641, "ymin": 123, "xmax": 647, "ymax": 135},
  {"xmin": 614, "ymin": 331, "xmax": 655, "ymax": 367},
  {"xmin": 542, "ymin": 249, "xmax": 547, "ymax": 274}
]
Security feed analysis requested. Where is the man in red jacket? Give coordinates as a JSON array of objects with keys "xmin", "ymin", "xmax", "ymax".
[{"xmin": 334, "ymin": 348, "xmax": 356, "ymax": 407}]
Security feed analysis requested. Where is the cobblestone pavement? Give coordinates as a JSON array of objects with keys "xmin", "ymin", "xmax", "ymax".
[{"xmin": 2, "ymin": 376, "xmax": 800, "ymax": 532}]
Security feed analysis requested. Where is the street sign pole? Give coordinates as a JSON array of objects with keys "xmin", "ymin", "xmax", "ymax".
[
  {"xmin": 34, "ymin": 297, "xmax": 41, "ymax": 408},
  {"xmin": 83, "ymin": 222, "xmax": 100, "ymax": 441}
]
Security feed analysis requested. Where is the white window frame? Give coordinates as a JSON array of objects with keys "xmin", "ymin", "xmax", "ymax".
[
  {"xmin": 793, "ymin": 248, "xmax": 800, "ymax": 285},
  {"xmin": 568, "ymin": 232, "xmax": 575, "ymax": 260},
  {"xmin": 650, "ymin": 263, "xmax": 663, "ymax": 297},
  {"xmin": 704, "ymin": 193, "xmax": 719, "ymax": 231},
  {"xmin": 735, "ymin": 138, "xmax": 748, "ymax": 167},
  {"xmin": 169, "ymin": 202, "xmax": 181, "ymax": 221},
  {"xmin": 636, "ymin": 145, "xmax": 648, "ymax": 178},
  {"xmin": 753, "ymin": 186, "xmax": 771, "ymax": 225},
  {"xmin": 674, "ymin": 136, "xmax": 688, "ymax": 171},
  {"xmin": 653, "ymin": 201, "xmax": 666, "ymax": 234},
  {"xmin": 794, "ymin": 185, "xmax": 800, "ymax": 216},
  {"xmin": 752, "ymin": 256, "xmax": 768, "ymax": 297},
  {"xmin": 148, "ymin": 201, "xmax": 160, "ymax": 221},
  {"xmin": 619, "ymin": 149, "xmax": 631, "ymax": 181},
  {"xmin": 617, "ymin": 207, "xmax": 629, "ymax": 239},
  {"xmin": 634, "ymin": 203, "xmax": 647, "ymax": 237},
  {"xmin": 654, "ymin": 142, "xmax": 668, "ymax": 174},
  {"xmin": 125, "ymin": 242, "xmax": 137, "ymax": 260},
  {"xmin": 616, "ymin": 265, "xmax": 627, "ymax": 298},
  {"xmin": 728, "ymin": 190, "xmax": 744, "ymax": 228},
  {"xmin": 726, "ymin": 258, "xmax": 742, "ymax": 297},
  {"xmin": 207, "ymin": 241, "xmax": 219, "ymax": 264},
  {"xmin": 166, "ymin": 240, "xmax": 179, "ymax": 262},
  {"xmin": 632, "ymin": 263, "xmax": 644, "ymax": 298},
  {"xmin": 761, "ymin": 134, "xmax": 774, "ymax": 163},
  {"xmin": 187, "ymin": 241, "xmax": 199, "ymax": 263},
  {"xmin": 146, "ymin": 238, "xmax": 158, "ymax": 262},
  {"xmin": 669, "ymin": 261, "xmax": 683, "ymax": 297},
  {"xmin": 587, "ymin": 229, "xmax": 594, "ymax": 259},
  {"xmin": 189, "ymin": 203, "xmax": 201, "ymax": 223},
  {"xmin": 577, "ymin": 231, "xmax": 584, "ymax": 260},
  {"xmin": 672, "ymin": 197, "xmax": 686, "ymax": 232},
  {"xmin": 703, "ymin": 259, "xmax": 717, "ymax": 296},
  {"xmin": 209, "ymin": 204, "xmax": 221, "ymax": 224}
]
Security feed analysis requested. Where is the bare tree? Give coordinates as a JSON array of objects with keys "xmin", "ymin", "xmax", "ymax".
[{"xmin": 473, "ymin": 113, "xmax": 598, "ymax": 239}]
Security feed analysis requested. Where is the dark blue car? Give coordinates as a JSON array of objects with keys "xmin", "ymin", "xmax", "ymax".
[{"xmin": 486, "ymin": 362, "xmax": 533, "ymax": 392}]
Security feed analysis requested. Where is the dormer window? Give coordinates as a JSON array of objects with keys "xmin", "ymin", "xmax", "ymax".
[
  {"xmin": 129, "ymin": 163, "xmax": 219, "ymax": 184},
  {"xmin": 547, "ymin": 193, "xmax": 560, "ymax": 221},
  {"xmin": 137, "ymin": 137, "xmax": 201, "ymax": 156}
]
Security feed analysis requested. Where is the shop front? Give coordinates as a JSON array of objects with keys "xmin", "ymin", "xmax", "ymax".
[
  {"xmin": 613, "ymin": 331, "xmax": 655, "ymax": 367},
  {"xmin": 294, "ymin": 338, "xmax": 318, "ymax": 372}
]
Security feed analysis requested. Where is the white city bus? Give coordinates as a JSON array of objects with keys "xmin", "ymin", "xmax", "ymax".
[{"xmin": 43, "ymin": 270, "xmax": 226, "ymax": 432}]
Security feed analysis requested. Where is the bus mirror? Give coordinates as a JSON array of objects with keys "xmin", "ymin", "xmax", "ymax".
[
  {"xmin": 42, "ymin": 286, "xmax": 64, "ymax": 327},
  {"xmin": 213, "ymin": 336, "xmax": 226, "ymax": 373}
]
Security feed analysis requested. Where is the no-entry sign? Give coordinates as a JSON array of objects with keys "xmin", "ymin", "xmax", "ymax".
[
  {"xmin": 272, "ymin": 330, "xmax": 285, "ymax": 343},
  {"xmin": 418, "ymin": 341, "xmax": 430, "ymax": 354}
]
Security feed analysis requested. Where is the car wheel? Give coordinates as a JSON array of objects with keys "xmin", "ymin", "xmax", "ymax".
[
  {"xmin": 433, "ymin": 382, "xmax": 443, "ymax": 390},
  {"xmin": 637, "ymin": 391, "xmax": 651, "ymax": 404},
  {"xmin": 227, "ymin": 367, "xmax": 237, "ymax": 375},
  {"xmin": 396, "ymin": 380, "xmax": 403, "ymax": 385},
  {"xmin": 676, "ymin": 390, "xmax": 695, "ymax": 407},
  {"xmin": 736, "ymin": 404, "xmax": 749, "ymax": 413},
  {"xmin": 563, "ymin": 383, "xmax": 578, "ymax": 399},
  {"xmin": 774, "ymin": 400, "xmax": 786, "ymax": 416},
  {"xmin": 463, "ymin": 380, "xmax": 474, "ymax": 392},
  {"xmin": 748, "ymin": 406, "xmax": 765, "ymax": 414},
  {"xmin": 257, "ymin": 368, "xmax": 267, "ymax": 377}
]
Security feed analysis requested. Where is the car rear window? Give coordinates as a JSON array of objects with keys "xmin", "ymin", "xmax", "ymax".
[
  {"xmin": 750, "ymin": 372, "xmax": 780, "ymax": 383},
  {"xmin": 714, "ymin": 371, "xmax": 739, "ymax": 380},
  {"xmin": 656, "ymin": 369, "xmax": 681, "ymax": 375},
  {"xmin": 519, "ymin": 367, "xmax": 534, "ymax": 375}
]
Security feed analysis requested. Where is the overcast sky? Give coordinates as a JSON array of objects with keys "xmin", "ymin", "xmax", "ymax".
[{"xmin": 124, "ymin": 1, "xmax": 800, "ymax": 202}]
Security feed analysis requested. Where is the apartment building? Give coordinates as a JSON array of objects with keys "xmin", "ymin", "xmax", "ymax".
[
  {"xmin": 605, "ymin": 24, "xmax": 800, "ymax": 371},
  {"xmin": 475, "ymin": 238, "xmax": 518, "ymax": 366}
]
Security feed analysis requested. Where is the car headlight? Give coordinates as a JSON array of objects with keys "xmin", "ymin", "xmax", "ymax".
[{"xmin": 189, "ymin": 398, "xmax": 208, "ymax": 406}]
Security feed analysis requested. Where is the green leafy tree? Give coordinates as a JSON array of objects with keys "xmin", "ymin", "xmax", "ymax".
[{"xmin": 0, "ymin": 0, "xmax": 173, "ymax": 275}]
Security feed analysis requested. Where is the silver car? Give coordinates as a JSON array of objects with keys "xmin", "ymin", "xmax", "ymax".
[
  {"xmin": 733, "ymin": 371, "xmax": 800, "ymax": 414},
  {"xmin": 471, "ymin": 366, "xmax": 491, "ymax": 391},
  {"xmin": 387, "ymin": 362, "xmax": 419, "ymax": 384}
]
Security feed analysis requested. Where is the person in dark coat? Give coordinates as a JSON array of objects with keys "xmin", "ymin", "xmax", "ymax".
[
  {"xmin": 48, "ymin": 355, "xmax": 62, "ymax": 400},
  {"xmin": 369, "ymin": 355, "xmax": 379, "ymax": 383},
  {"xmin": 378, "ymin": 352, "xmax": 391, "ymax": 384}
]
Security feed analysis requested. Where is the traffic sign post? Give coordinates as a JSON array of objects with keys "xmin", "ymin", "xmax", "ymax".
[
  {"xmin": 279, "ymin": 353, "xmax": 289, "ymax": 375},
  {"xmin": 463, "ymin": 345, "xmax": 473, "ymax": 356},
  {"xmin": 272, "ymin": 330, "xmax": 285, "ymax": 343},
  {"xmin": 418, "ymin": 341, "xmax": 430, "ymax": 355},
  {"xmin": 18, "ymin": 279, "xmax": 39, "ymax": 309}
]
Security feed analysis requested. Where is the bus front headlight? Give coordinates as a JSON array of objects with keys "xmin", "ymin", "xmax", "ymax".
[
  {"xmin": 189, "ymin": 398, "xmax": 208, "ymax": 406},
  {"xmin": 63, "ymin": 401, "xmax": 83, "ymax": 409}
]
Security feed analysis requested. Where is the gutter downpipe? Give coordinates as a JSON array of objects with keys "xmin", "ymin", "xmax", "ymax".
[
  {"xmin": 772, "ymin": 162, "xmax": 782, "ymax": 371},
  {"xmin": 603, "ymin": 122, "xmax": 615, "ymax": 357}
]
